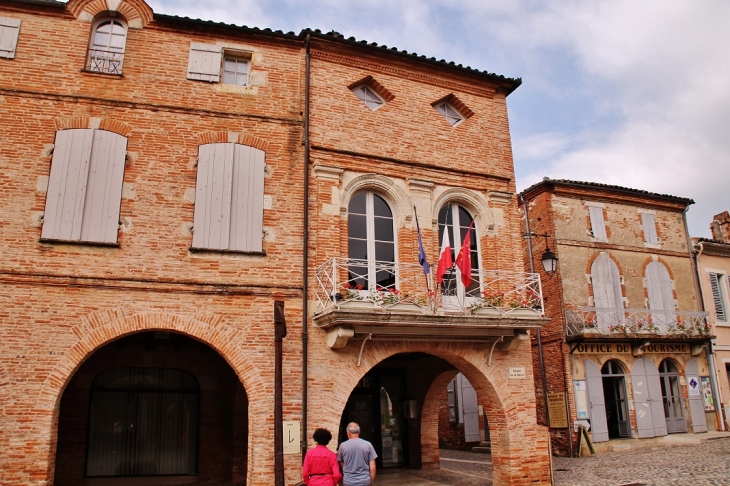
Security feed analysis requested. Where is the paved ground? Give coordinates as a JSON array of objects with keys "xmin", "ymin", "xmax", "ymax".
[{"xmin": 380, "ymin": 436, "xmax": 730, "ymax": 485}]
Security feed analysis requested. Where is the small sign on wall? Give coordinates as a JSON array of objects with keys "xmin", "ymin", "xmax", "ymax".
[
  {"xmin": 547, "ymin": 392, "xmax": 568, "ymax": 428},
  {"xmin": 574, "ymin": 380, "xmax": 589, "ymax": 420},
  {"xmin": 509, "ymin": 367, "xmax": 525, "ymax": 379},
  {"xmin": 283, "ymin": 421, "xmax": 300, "ymax": 455}
]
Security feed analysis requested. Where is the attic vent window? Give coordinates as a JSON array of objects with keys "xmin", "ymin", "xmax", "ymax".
[
  {"xmin": 351, "ymin": 84, "xmax": 385, "ymax": 111},
  {"xmin": 434, "ymin": 101, "xmax": 464, "ymax": 126}
]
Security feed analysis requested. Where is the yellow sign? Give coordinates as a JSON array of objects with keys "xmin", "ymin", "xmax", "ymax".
[{"xmin": 547, "ymin": 392, "xmax": 568, "ymax": 428}]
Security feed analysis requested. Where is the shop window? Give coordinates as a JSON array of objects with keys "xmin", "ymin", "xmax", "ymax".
[
  {"xmin": 41, "ymin": 129, "xmax": 127, "ymax": 244},
  {"xmin": 86, "ymin": 18, "xmax": 127, "ymax": 74},
  {"xmin": 192, "ymin": 143, "xmax": 265, "ymax": 253},
  {"xmin": 86, "ymin": 368, "xmax": 199, "ymax": 477}
]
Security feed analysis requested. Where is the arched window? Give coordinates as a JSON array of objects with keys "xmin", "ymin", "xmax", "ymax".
[
  {"xmin": 590, "ymin": 253, "xmax": 623, "ymax": 329},
  {"xmin": 347, "ymin": 190, "xmax": 396, "ymax": 291},
  {"xmin": 646, "ymin": 261, "xmax": 676, "ymax": 329},
  {"xmin": 438, "ymin": 203, "xmax": 480, "ymax": 307},
  {"xmin": 659, "ymin": 359, "xmax": 686, "ymax": 433},
  {"xmin": 87, "ymin": 18, "xmax": 127, "ymax": 74},
  {"xmin": 86, "ymin": 368, "xmax": 199, "ymax": 477}
]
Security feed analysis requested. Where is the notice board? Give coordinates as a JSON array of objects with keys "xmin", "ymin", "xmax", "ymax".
[{"xmin": 547, "ymin": 392, "xmax": 568, "ymax": 428}]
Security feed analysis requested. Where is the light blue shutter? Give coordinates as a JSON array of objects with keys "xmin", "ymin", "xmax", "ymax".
[
  {"xmin": 42, "ymin": 129, "xmax": 95, "ymax": 241},
  {"xmin": 631, "ymin": 358, "xmax": 667, "ymax": 438},
  {"xmin": 588, "ymin": 206, "xmax": 607, "ymax": 240},
  {"xmin": 80, "ymin": 130, "xmax": 127, "ymax": 243},
  {"xmin": 641, "ymin": 213, "xmax": 659, "ymax": 244},
  {"xmin": 709, "ymin": 273, "xmax": 727, "ymax": 322},
  {"xmin": 646, "ymin": 262, "xmax": 675, "ymax": 328},
  {"xmin": 585, "ymin": 360, "xmax": 609, "ymax": 443},
  {"xmin": 591, "ymin": 253, "xmax": 623, "ymax": 330},
  {"xmin": 229, "ymin": 144, "xmax": 265, "ymax": 252},
  {"xmin": 460, "ymin": 375, "xmax": 480, "ymax": 442},
  {"xmin": 187, "ymin": 43, "xmax": 222, "ymax": 82},
  {"xmin": 685, "ymin": 358, "xmax": 708, "ymax": 433},
  {"xmin": 193, "ymin": 144, "xmax": 234, "ymax": 250},
  {"xmin": 0, "ymin": 17, "xmax": 21, "ymax": 59}
]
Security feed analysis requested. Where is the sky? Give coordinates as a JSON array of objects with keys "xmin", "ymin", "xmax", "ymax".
[{"xmin": 148, "ymin": 0, "xmax": 730, "ymax": 237}]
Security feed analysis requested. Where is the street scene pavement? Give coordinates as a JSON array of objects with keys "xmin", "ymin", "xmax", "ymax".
[{"xmin": 379, "ymin": 436, "xmax": 730, "ymax": 485}]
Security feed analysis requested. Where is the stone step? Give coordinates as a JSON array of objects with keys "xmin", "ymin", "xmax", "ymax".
[{"xmin": 471, "ymin": 445, "xmax": 491, "ymax": 454}]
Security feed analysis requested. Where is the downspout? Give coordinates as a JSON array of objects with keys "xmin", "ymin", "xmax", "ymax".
[
  {"xmin": 520, "ymin": 195, "xmax": 555, "ymax": 454},
  {"xmin": 301, "ymin": 33, "xmax": 311, "ymax": 457},
  {"xmin": 685, "ymin": 210, "xmax": 724, "ymax": 430}
]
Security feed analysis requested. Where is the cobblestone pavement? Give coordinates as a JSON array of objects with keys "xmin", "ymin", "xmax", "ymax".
[{"xmin": 401, "ymin": 438, "xmax": 730, "ymax": 485}]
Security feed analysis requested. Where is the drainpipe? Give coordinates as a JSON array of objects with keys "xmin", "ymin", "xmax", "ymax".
[
  {"xmin": 691, "ymin": 235, "xmax": 725, "ymax": 431},
  {"xmin": 519, "ymin": 195, "xmax": 556, "ymax": 460},
  {"xmin": 301, "ymin": 33, "xmax": 311, "ymax": 457}
]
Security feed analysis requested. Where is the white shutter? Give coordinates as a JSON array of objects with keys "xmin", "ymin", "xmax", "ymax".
[
  {"xmin": 641, "ymin": 212, "xmax": 659, "ymax": 244},
  {"xmin": 460, "ymin": 376, "xmax": 480, "ymax": 442},
  {"xmin": 229, "ymin": 144, "xmax": 265, "ymax": 252},
  {"xmin": 447, "ymin": 380, "xmax": 456, "ymax": 423},
  {"xmin": 585, "ymin": 360, "xmax": 609, "ymax": 442},
  {"xmin": 709, "ymin": 273, "xmax": 727, "ymax": 322},
  {"xmin": 685, "ymin": 358, "xmax": 708, "ymax": 433},
  {"xmin": 42, "ymin": 130, "xmax": 95, "ymax": 241},
  {"xmin": 591, "ymin": 253, "xmax": 623, "ymax": 330},
  {"xmin": 0, "ymin": 17, "xmax": 21, "ymax": 59},
  {"xmin": 187, "ymin": 42, "xmax": 222, "ymax": 82},
  {"xmin": 588, "ymin": 206, "xmax": 607, "ymax": 240},
  {"xmin": 80, "ymin": 130, "xmax": 127, "ymax": 243},
  {"xmin": 193, "ymin": 143, "xmax": 234, "ymax": 250},
  {"xmin": 631, "ymin": 358, "xmax": 667, "ymax": 438},
  {"xmin": 646, "ymin": 262, "xmax": 676, "ymax": 328}
]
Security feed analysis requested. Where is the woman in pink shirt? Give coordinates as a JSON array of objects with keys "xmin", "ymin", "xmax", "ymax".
[{"xmin": 302, "ymin": 428, "xmax": 343, "ymax": 486}]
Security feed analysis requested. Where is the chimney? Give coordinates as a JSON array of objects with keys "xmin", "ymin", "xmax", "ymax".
[{"xmin": 710, "ymin": 211, "xmax": 730, "ymax": 243}]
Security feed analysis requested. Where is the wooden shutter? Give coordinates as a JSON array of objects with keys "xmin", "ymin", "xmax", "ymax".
[
  {"xmin": 42, "ymin": 129, "xmax": 95, "ymax": 241},
  {"xmin": 709, "ymin": 273, "xmax": 727, "ymax": 322},
  {"xmin": 646, "ymin": 262, "xmax": 676, "ymax": 328},
  {"xmin": 0, "ymin": 17, "xmax": 20, "ymax": 59},
  {"xmin": 460, "ymin": 376, "xmax": 480, "ymax": 442},
  {"xmin": 187, "ymin": 43, "xmax": 222, "ymax": 82},
  {"xmin": 631, "ymin": 358, "xmax": 667, "ymax": 438},
  {"xmin": 229, "ymin": 144, "xmax": 265, "ymax": 252},
  {"xmin": 591, "ymin": 253, "xmax": 623, "ymax": 330},
  {"xmin": 447, "ymin": 380, "xmax": 456, "ymax": 423},
  {"xmin": 641, "ymin": 212, "xmax": 659, "ymax": 244},
  {"xmin": 80, "ymin": 130, "xmax": 127, "ymax": 243},
  {"xmin": 193, "ymin": 143, "xmax": 234, "ymax": 250},
  {"xmin": 585, "ymin": 360, "xmax": 609, "ymax": 442},
  {"xmin": 588, "ymin": 206, "xmax": 607, "ymax": 240},
  {"xmin": 456, "ymin": 373, "xmax": 465, "ymax": 424},
  {"xmin": 685, "ymin": 358, "xmax": 708, "ymax": 433}
]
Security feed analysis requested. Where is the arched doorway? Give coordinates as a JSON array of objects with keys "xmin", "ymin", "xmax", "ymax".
[
  {"xmin": 659, "ymin": 359, "xmax": 686, "ymax": 433},
  {"xmin": 601, "ymin": 360, "xmax": 630, "ymax": 439},
  {"xmin": 54, "ymin": 331, "xmax": 248, "ymax": 485}
]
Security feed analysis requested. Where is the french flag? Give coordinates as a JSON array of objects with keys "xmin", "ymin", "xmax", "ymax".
[{"xmin": 436, "ymin": 229, "xmax": 453, "ymax": 284}]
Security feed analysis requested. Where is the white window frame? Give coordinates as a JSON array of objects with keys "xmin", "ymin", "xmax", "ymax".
[
  {"xmin": 586, "ymin": 202, "xmax": 608, "ymax": 242},
  {"xmin": 639, "ymin": 210, "xmax": 660, "ymax": 247},
  {"xmin": 438, "ymin": 202, "xmax": 481, "ymax": 310},
  {"xmin": 350, "ymin": 84, "xmax": 385, "ymax": 111},
  {"xmin": 222, "ymin": 55, "xmax": 249, "ymax": 86},
  {"xmin": 708, "ymin": 271, "xmax": 728, "ymax": 324},
  {"xmin": 0, "ymin": 16, "xmax": 21, "ymax": 59},
  {"xmin": 86, "ymin": 18, "xmax": 127, "ymax": 74},
  {"xmin": 187, "ymin": 43, "xmax": 253, "ymax": 86},
  {"xmin": 434, "ymin": 101, "xmax": 465, "ymax": 127}
]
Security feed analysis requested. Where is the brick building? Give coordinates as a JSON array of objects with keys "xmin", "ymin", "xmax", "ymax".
[
  {"xmin": 519, "ymin": 179, "xmax": 718, "ymax": 456},
  {"xmin": 694, "ymin": 211, "xmax": 730, "ymax": 429},
  {"xmin": 0, "ymin": 0, "xmax": 550, "ymax": 484}
]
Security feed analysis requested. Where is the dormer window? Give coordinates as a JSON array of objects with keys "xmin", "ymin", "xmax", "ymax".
[
  {"xmin": 434, "ymin": 101, "xmax": 464, "ymax": 126},
  {"xmin": 351, "ymin": 84, "xmax": 385, "ymax": 111},
  {"xmin": 87, "ymin": 18, "xmax": 127, "ymax": 74}
]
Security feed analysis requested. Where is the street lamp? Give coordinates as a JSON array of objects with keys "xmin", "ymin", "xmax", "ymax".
[{"xmin": 540, "ymin": 247, "xmax": 558, "ymax": 274}]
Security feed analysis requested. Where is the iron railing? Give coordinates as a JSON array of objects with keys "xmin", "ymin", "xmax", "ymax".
[
  {"xmin": 313, "ymin": 257, "xmax": 544, "ymax": 317},
  {"xmin": 86, "ymin": 49, "xmax": 124, "ymax": 74},
  {"xmin": 565, "ymin": 307, "xmax": 711, "ymax": 337}
]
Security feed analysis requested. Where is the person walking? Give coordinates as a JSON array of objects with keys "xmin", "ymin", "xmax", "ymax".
[
  {"xmin": 302, "ymin": 428, "xmax": 342, "ymax": 486},
  {"xmin": 337, "ymin": 422, "xmax": 377, "ymax": 486}
]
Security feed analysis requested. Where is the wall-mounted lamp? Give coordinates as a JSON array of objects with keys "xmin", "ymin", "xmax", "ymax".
[{"xmin": 523, "ymin": 232, "xmax": 559, "ymax": 274}]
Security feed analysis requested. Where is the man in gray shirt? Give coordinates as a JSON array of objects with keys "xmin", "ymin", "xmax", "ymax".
[{"xmin": 337, "ymin": 422, "xmax": 377, "ymax": 486}]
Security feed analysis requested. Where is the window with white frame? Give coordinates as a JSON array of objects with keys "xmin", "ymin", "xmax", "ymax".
[
  {"xmin": 0, "ymin": 16, "xmax": 21, "ymax": 59},
  {"xmin": 433, "ymin": 101, "xmax": 464, "ymax": 126},
  {"xmin": 42, "ymin": 129, "xmax": 127, "ymax": 244},
  {"xmin": 192, "ymin": 143, "xmax": 265, "ymax": 252},
  {"xmin": 347, "ymin": 191, "xmax": 396, "ymax": 291},
  {"xmin": 587, "ymin": 204, "xmax": 607, "ymax": 241},
  {"xmin": 86, "ymin": 18, "xmax": 127, "ymax": 74},
  {"xmin": 187, "ymin": 43, "xmax": 251, "ymax": 86},
  {"xmin": 709, "ymin": 272, "xmax": 728, "ymax": 322},
  {"xmin": 350, "ymin": 84, "xmax": 384, "ymax": 111},
  {"xmin": 640, "ymin": 211, "xmax": 660, "ymax": 245},
  {"xmin": 438, "ymin": 203, "xmax": 480, "ymax": 306}
]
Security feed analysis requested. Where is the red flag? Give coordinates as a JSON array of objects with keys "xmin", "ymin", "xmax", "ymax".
[
  {"xmin": 436, "ymin": 229, "xmax": 453, "ymax": 284},
  {"xmin": 455, "ymin": 222, "xmax": 474, "ymax": 288}
]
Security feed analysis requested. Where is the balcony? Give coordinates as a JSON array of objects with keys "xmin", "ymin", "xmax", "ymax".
[
  {"xmin": 313, "ymin": 258, "xmax": 546, "ymax": 348},
  {"xmin": 86, "ymin": 49, "xmax": 124, "ymax": 74},
  {"xmin": 565, "ymin": 307, "xmax": 711, "ymax": 341}
]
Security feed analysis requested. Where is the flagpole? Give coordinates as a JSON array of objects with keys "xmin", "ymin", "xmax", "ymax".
[{"xmin": 413, "ymin": 206, "xmax": 431, "ymax": 294}]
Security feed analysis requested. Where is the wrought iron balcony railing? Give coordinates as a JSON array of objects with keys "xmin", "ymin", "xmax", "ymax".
[
  {"xmin": 313, "ymin": 257, "xmax": 544, "ymax": 318},
  {"xmin": 86, "ymin": 49, "xmax": 124, "ymax": 74},
  {"xmin": 565, "ymin": 307, "xmax": 711, "ymax": 337}
]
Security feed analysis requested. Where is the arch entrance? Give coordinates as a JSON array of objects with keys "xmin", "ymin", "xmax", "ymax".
[{"xmin": 54, "ymin": 331, "xmax": 248, "ymax": 486}]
